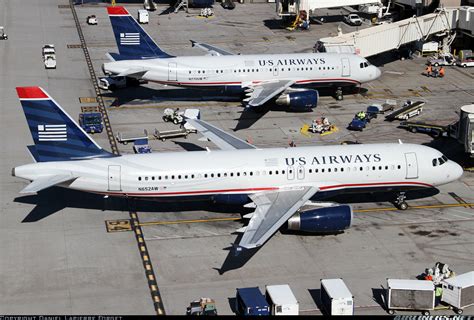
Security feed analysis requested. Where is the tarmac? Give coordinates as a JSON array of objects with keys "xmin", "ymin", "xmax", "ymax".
[{"xmin": 1, "ymin": 0, "xmax": 474, "ymax": 315}]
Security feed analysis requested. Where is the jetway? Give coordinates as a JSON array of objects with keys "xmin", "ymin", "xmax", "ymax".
[
  {"xmin": 319, "ymin": 7, "xmax": 465, "ymax": 57},
  {"xmin": 277, "ymin": 0, "xmax": 382, "ymax": 17}
]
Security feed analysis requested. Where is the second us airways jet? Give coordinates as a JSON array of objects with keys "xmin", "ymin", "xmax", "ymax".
[{"xmin": 102, "ymin": 6, "xmax": 381, "ymax": 110}]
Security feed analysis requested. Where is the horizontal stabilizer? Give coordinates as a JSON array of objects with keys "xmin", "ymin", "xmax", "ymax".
[
  {"xmin": 243, "ymin": 203, "xmax": 257, "ymax": 209},
  {"xmin": 243, "ymin": 213, "xmax": 254, "ymax": 219},
  {"xmin": 20, "ymin": 174, "xmax": 77, "ymax": 194}
]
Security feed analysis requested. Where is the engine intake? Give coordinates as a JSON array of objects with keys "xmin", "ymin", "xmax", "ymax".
[
  {"xmin": 275, "ymin": 89, "xmax": 319, "ymax": 111},
  {"xmin": 287, "ymin": 205, "xmax": 352, "ymax": 233}
]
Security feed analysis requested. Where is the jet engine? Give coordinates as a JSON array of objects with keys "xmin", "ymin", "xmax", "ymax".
[
  {"xmin": 286, "ymin": 205, "xmax": 352, "ymax": 233},
  {"xmin": 275, "ymin": 89, "xmax": 319, "ymax": 111}
]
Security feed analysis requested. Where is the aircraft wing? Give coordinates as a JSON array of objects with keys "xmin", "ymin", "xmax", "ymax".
[
  {"xmin": 185, "ymin": 118, "xmax": 256, "ymax": 150},
  {"xmin": 20, "ymin": 174, "xmax": 77, "ymax": 194},
  {"xmin": 237, "ymin": 186, "xmax": 319, "ymax": 250},
  {"xmin": 190, "ymin": 40, "xmax": 234, "ymax": 56},
  {"xmin": 244, "ymin": 80, "xmax": 295, "ymax": 107}
]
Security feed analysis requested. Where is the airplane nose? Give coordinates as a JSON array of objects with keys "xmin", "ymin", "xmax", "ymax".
[
  {"xmin": 374, "ymin": 66, "xmax": 382, "ymax": 79},
  {"xmin": 447, "ymin": 161, "xmax": 463, "ymax": 182}
]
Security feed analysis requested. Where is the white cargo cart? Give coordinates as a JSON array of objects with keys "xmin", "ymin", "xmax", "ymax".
[
  {"xmin": 442, "ymin": 271, "xmax": 474, "ymax": 314},
  {"xmin": 386, "ymin": 279, "xmax": 435, "ymax": 315},
  {"xmin": 265, "ymin": 284, "xmax": 299, "ymax": 315},
  {"xmin": 116, "ymin": 129, "xmax": 148, "ymax": 145},
  {"xmin": 320, "ymin": 279, "xmax": 354, "ymax": 315}
]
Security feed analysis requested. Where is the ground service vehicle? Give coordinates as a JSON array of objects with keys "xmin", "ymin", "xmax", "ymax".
[
  {"xmin": 133, "ymin": 138, "xmax": 152, "ymax": 154},
  {"xmin": 386, "ymin": 279, "xmax": 435, "ymax": 315},
  {"xmin": 87, "ymin": 15, "xmax": 97, "ymax": 25},
  {"xmin": 457, "ymin": 56, "xmax": 474, "ymax": 68},
  {"xmin": 344, "ymin": 14, "xmax": 362, "ymax": 26},
  {"xmin": 441, "ymin": 271, "xmax": 474, "ymax": 314},
  {"xmin": 428, "ymin": 54, "xmax": 455, "ymax": 66},
  {"xmin": 265, "ymin": 284, "xmax": 299, "ymax": 315},
  {"xmin": 235, "ymin": 287, "xmax": 270, "ymax": 316},
  {"xmin": 79, "ymin": 107, "xmax": 103, "ymax": 134},
  {"xmin": 320, "ymin": 279, "xmax": 354, "ymax": 315},
  {"xmin": 138, "ymin": 10, "xmax": 149, "ymax": 24},
  {"xmin": 42, "ymin": 44, "xmax": 56, "ymax": 69},
  {"xmin": 186, "ymin": 297, "xmax": 217, "ymax": 315},
  {"xmin": 0, "ymin": 26, "xmax": 7, "ymax": 40},
  {"xmin": 399, "ymin": 121, "xmax": 447, "ymax": 138}
]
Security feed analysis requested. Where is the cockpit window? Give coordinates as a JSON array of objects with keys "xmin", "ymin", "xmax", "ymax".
[
  {"xmin": 360, "ymin": 63, "xmax": 364, "ymax": 68},
  {"xmin": 433, "ymin": 155, "xmax": 448, "ymax": 166},
  {"xmin": 360, "ymin": 62, "xmax": 370, "ymax": 68}
]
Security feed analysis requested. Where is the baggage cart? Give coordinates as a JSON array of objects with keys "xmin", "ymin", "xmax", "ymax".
[
  {"xmin": 153, "ymin": 128, "xmax": 189, "ymax": 141},
  {"xmin": 320, "ymin": 278, "xmax": 354, "ymax": 315},
  {"xmin": 116, "ymin": 130, "xmax": 148, "ymax": 145},
  {"xmin": 442, "ymin": 271, "xmax": 474, "ymax": 314},
  {"xmin": 386, "ymin": 279, "xmax": 435, "ymax": 315},
  {"xmin": 399, "ymin": 121, "xmax": 448, "ymax": 138}
]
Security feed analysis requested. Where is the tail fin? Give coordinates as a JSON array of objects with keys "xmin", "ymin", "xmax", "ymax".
[
  {"xmin": 16, "ymin": 87, "xmax": 114, "ymax": 162},
  {"xmin": 107, "ymin": 6, "xmax": 173, "ymax": 59}
]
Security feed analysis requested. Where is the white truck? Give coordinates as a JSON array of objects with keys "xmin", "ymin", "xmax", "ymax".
[
  {"xmin": 138, "ymin": 9, "xmax": 149, "ymax": 24},
  {"xmin": 320, "ymin": 279, "xmax": 354, "ymax": 315},
  {"xmin": 42, "ymin": 44, "xmax": 56, "ymax": 69},
  {"xmin": 265, "ymin": 284, "xmax": 299, "ymax": 315}
]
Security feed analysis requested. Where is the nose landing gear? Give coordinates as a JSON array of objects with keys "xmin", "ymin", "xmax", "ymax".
[
  {"xmin": 335, "ymin": 87, "xmax": 343, "ymax": 101},
  {"xmin": 394, "ymin": 192, "xmax": 408, "ymax": 210}
]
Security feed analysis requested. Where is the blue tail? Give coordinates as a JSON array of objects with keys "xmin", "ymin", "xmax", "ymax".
[
  {"xmin": 16, "ymin": 87, "xmax": 114, "ymax": 162},
  {"xmin": 107, "ymin": 6, "xmax": 173, "ymax": 60}
]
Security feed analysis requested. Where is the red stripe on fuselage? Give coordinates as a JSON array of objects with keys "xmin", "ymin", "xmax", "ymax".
[
  {"xmin": 97, "ymin": 181, "xmax": 433, "ymax": 197},
  {"xmin": 148, "ymin": 78, "xmax": 361, "ymax": 87}
]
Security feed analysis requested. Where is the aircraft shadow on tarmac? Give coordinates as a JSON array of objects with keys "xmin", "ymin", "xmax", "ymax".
[
  {"xmin": 102, "ymin": 86, "xmax": 364, "ymax": 131},
  {"xmin": 14, "ymin": 187, "xmax": 439, "ymax": 274}
]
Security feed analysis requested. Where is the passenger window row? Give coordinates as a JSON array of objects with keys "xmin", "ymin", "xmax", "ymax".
[
  {"xmin": 187, "ymin": 66, "xmax": 337, "ymax": 75},
  {"xmin": 136, "ymin": 164, "xmax": 403, "ymax": 181}
]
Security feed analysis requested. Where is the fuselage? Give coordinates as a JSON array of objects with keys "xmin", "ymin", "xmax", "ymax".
[
  {"xmin": 14, "ymin": 143, "xmax": 463, "ymax": 201},
  {"xmin": 103, "ymin": 52, "xmax": 381, "ymax": 92}
]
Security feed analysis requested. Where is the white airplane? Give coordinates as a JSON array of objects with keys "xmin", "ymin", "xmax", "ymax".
[
  {"xmin": 13, "ymin": 87, "xmax": 462, "ymax": 251},
  {"xmin": 102, "ymin": 6, "xmax": 381, "ymax": 109}
]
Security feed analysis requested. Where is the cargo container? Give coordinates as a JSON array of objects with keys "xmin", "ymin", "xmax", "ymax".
[
  {"xmin": 442, "ymin": 271, "xmax": 474, "ymax": 314},
  {"xmin": 320, "ymin": 279, "xmax": 354, "ymax": 315},
  {"xmin": 235, "ymin": 287, "xmax": 270, "ymax": 316},
  {"xmin": 265, "ymin": 284, "xmax": 299, "ymax": 315},
  {"xmin": 386, "ymin": 279, "xmax": 435, "ymax": 315}
]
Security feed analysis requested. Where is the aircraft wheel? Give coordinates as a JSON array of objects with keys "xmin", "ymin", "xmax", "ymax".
[
  {"xmin": 455, "ymin": 308, "xmax": 463, "ymax": 315},
  {"xmin": 398, "ymin": 202, "xmax": 408, "ymax": 210},
  {"xmin": 388, "ymin": 309, "xmax": 395, "ymax": 315},
  {"xmin": 422, "ymin": 311, "xmax": 430, "ymax": 316}
]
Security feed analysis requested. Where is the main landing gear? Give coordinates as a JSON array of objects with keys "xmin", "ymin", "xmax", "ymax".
[
  {"xmin": 394, "ymin": 192, "xmax": 408, "ymax": 210},
  {"xmin": 335, "ymin": 87, "xmax": 343, "ymax": 101}
]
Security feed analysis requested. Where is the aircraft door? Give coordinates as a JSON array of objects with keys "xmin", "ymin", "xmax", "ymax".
[
  {"xmin": 341, "ymin": 58, "xmax": 350, "ymax": 77},
  {"xmin": 108, "ymin": 165, "xmax": 122, "ymax": 191},
  {"xmin": 404, "ymin": 152, "xmax": 419, "ymax": 179},
  {"xmin": 287, "ymin": 166, "xmax": 295, "ymax": 180},
  {"xmin": 168, "ymin": 62, "xmax": 177, "ymax": 81},
  {"xmin": 297, "ymin": 165, "xmax": 305, "ymax": 180}
]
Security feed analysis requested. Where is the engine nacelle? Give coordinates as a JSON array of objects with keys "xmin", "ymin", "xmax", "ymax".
[
  {"xmin": 212, "ymin": 194, "xmax": 250, "ymax": 206},
  {"xmin": 275, "ymin": 89, "xmax": 319, "ymax": 111},
  {"xmin": 287, "ymin": 205, "xmax": 352, "ymax": 233}
]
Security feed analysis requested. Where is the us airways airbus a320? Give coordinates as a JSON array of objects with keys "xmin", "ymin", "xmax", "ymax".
[
  {"xmin": 102, "ymin": 6, "xmax": 381, "ymax": 110},
  {"xmin": 13, "ymin": 87, "xmax": 463, "ymax": 252}
]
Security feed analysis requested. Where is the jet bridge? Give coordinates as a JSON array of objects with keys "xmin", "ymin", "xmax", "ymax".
[
  {"xmin": 319, "ymin": 7, "xmax": 461, "ymax": 57},
  {"xmin": 277, "ymin": 0, "xmax": 383, "ymax": 17}
]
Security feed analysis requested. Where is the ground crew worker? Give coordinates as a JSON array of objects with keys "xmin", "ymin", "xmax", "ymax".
[
  {"xmin": 435, "ymin": 286, "xmax": 443, "ymax": 306},
  {"xmin": 439, "ymin": 67, "xmax": 445, "ymax": 78},
  {"xmin": 433, "ymin": 68, "xmax": 439, "ymax": 78},
  {"xmin": 424, "ymin": 268, "xmax": 434, "ymax": 281},
  {"xmin": 357, "ymin": 111, "xmax": 366, "ymax": 120},
  {"xmin": 425, "ymin": 65, "xmax": 433, "ymax": 76}
]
